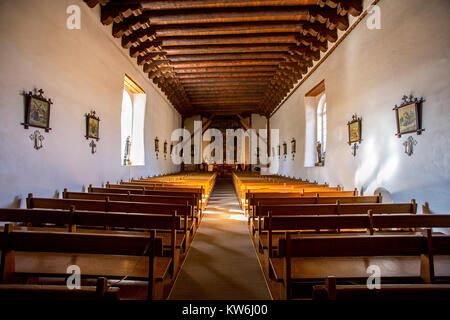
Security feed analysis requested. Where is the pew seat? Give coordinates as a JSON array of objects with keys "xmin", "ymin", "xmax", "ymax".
[
  {"xmin": 313, "ymin": 277, "xmax": 450, "ymax": 301},
  {"xmin": 10, "ymin": 252, "xmax": 171, "ymax": 282},
  {"xmin": 5, "ymin": 226, "xmax": 187, "ymax": 252},
  {"xmin": 0, "ymin": 278, "xmax": 120, "ymax": 300}
]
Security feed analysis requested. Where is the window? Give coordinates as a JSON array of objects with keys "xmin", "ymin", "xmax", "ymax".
[
  {"xmin": 316, "ymin": 93, "xmax": 327, "ymax": 153},
  {"xmin": 304, "ymin": 80, "xmax": 326, "ymax": 167},
  {"xmin": 121, "ymin": 75, "xmax": 146, "ymax": 166}
]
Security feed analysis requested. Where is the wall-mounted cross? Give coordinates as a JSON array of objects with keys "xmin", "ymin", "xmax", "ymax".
[
  {"xmin": 90, "ymin": 140, "xmax": 97, "ymax": 154},
  {"xmin": 351, "ymin": 143, "xmax": 359, "ymax": 157},
  {"xmin": 403, "ymin": 136, "xmax": 417, "ymax": 156},
  {"xmin": 30, "ymin": 130, "xmax": 44, "ymax": 150}
]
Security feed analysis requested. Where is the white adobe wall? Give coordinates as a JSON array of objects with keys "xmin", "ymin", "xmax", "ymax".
[
  {"xmin": 0, "ymin": 0, "xmax": 181, "ymax": 208},
  {"xmin": 271, "ymin": 0, "xmax": 450, "ymax": 213}
]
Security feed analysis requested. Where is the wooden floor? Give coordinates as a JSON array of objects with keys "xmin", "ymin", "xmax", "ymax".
[{"xmin": 169, "ymin": 179, "xmax": 271, "ymax": 300}]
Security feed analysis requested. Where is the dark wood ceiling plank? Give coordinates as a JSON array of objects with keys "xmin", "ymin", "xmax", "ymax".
[
  {"xmin": 167, "ymin": 52, "xmax": 288, "ymax": 63},
  {"xmin": 112, "ymin": 7, "xmax": 349, "ymax": 37},
  {"xmin": 174, "ymin": 66, "xmax": 277, "ymax": 73},
  {"xmin": 121, "ymin": 22, "xmax": 337, "ymax": 48}
]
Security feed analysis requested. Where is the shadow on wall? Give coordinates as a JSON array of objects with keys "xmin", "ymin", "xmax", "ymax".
[
  {"xmin": 6, "ymin": 196, "xmax": 21, "ymax": 209},
  {"xmin": 374, "ymin": 187, "xmax": 393, "ymax": 203}
]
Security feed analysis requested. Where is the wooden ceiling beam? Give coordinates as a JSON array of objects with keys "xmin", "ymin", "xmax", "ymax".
[
  {"xmin": 180, "ymin": 77, "xmax": 271, "ymax": 83},
  {"xmin": 121, "ymin": 22, "xmax": 338, "ymax": 48},
  {"xmin": 130, "ymin": 34, "xmax": 301, "ymax": 57},
  {"xmin": 98, "ymin": 1, "xmax": 360, "ymax": 26},
  {"xmin": 112, "ymin": 7, "xmax": 349, "ymax": 37},
  {"xmin": 164, "ymin": 44, "xmax": 292, "ymax": 55},
  {"xmin": 188, "ymin": 95, "xmax": 265, "ymax": 100},
  {"xmin": 167, "ymin": 52, "xmax": 289, "ymax": 62},
  {"xmin": 139, "ymin": 0, "xmax": 317, "ymax": 10},
  {"xmin": 317, "ymin": 0, "xmax": 363, "ymax": 17},
  {"xmin": 188, "ymin": 90, "xmax": 265, "ymax": 95},
  {"xmin": 101, "ymin": 4, "xmax": 142, "ymax": 25},
  {"xmin": 172, "ymin": 60, "xmax": 284, "ymax": 68},
  {"xmin": 174, "ymin": 66, "xmax": 277, "ymax": 73},
  {"xmin": 183, "ymin": 83, "xmax": 267, "ymax": 88},
  {"xmin": 191, "ymin": 100, "xmax": 261, "ymax": 105},
  {"xmin": 177, "ymin": 72, "xmax": 274, "ymax": 79}
]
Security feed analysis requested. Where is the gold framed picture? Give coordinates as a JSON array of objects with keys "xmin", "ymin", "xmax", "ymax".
[
  {"xmin": 23, "ymin": 89, "xmax": 52, "ymax": 132},
  {"xmin": 347, "ymin": 115, "xmax": 362, "ymax": 145},
  {"xmin": 85, "ymin": 111, "xmax": 100, "ymax": 141},
  {"xmin": 394, "ymin": 95, "xmax": 424, "ymax": 137}
]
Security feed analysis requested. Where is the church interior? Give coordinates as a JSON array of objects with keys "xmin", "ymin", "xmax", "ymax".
[{"xmin": 0, "ymin": 0, "xmax": 449, "ymax": 304}]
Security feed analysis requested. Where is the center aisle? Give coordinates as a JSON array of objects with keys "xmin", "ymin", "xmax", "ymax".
[{"xmin": 169, "ymin": 179, "xmax": 271, "ymax": 300}]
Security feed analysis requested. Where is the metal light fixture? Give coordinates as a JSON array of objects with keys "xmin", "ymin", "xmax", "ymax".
[
  {"xmin": 164, "ymin": 141, "xmax": 168, "ymax": 159},
  {"xmin": 154, "ymin": 137, "xmax": 159, "ymax": 159},
  {"xmin": 291, "ymin": 138, "xmax": 296, "ymax": 159}
]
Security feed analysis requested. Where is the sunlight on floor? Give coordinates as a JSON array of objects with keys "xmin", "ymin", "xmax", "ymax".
[{"xmin": 228, "ymin": 214, "xmax": 248, "ymax": 221}]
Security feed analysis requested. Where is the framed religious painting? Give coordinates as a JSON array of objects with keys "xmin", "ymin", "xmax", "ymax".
[
  {"xmin": 85, "ymin": 111, "xmax": 100, "ymax": 141},
  {"xmin": 393, "ymin": 95, "xmax": 424, "ymax": 138},
  {"xmin": 22, "ymin": 89, "xmax": 53, "ymax": 132},
  {"xmin": 347, "ymin": 114, "xmax": 362, "ymax": 145}
]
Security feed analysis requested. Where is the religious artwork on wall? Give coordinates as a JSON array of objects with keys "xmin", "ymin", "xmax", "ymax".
[
  {"xmin": 393, "ymin": 95, "xmax": 425, "ymax": 138},
  {"xmin": 123, "ymin": 136, "xmax": 131, "ymax": 165},
  {"xmin": 85, "ymin": 111, "xmax": 100, "ymax": 141},
  {"xmin": 283, "ymin": 142, "xmax": 287, "ymax": 159},
  {"xmin": 347, "ymin": 114, "xmax": 362, "ymax": 157},
  {"xmin": 30, "ymin": 130, "xmax": 44, "ymax": 150},
  {"xmin": 22, "ymin": 89, "xmax": 53, "ymax": 132},
  {"xmin": 403, "ymin": 136, "xmax": 418, "ymax": 157},
  {"xmin": 315, "ymin": 141, "xmax": 324, "ymax": 166},
  {"xmin": 89, "ymin": 140, "xmax": 97, "ymax": 154}
]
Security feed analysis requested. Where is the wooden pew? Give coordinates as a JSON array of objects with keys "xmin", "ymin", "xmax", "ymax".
[
  {"xmin": 271, "ymin": 230, "xmax": 450, "ymax": 299},
  {"xmin": 243, "ymin": 189, "xmax": 359, "ymax": 214},
  {"xmin": 252, "ymin": 201, "xmax": 417, "ymax": 235},
  {"xmin": 26, "ymin": 194, "xmax": 193, "ymax": 240},
  {"xmin": 312, "ymin": 276, "xmax": 450, "ymax": 301},
  {"xmin": 247, "ymin": 194, "xmax": 382, "ymax": 223},
  {"xmin": 0, "ymin": 207, "xmax": 184, "ymax": 285},
  {"xmin": 262, "ymin": 213, "xmax": 450, "ymax": 258},
  {"xmin": 90, "ymin": 186, "xmax": 204, "ymax": 213},
  {"xmin": 62, "ymin": 190, "xmax": 199, "ymax": 227},
  {"xmin": 0, "ymin": 277, "xmax": 120, "ymax": 300},
  {"xmin": 0, "ymin": 207, "xmax": 182, "ymax": 253},
  {"xmin": 0, "ymin": 225, "xmax": 169, "ymax": 300},
  {"xmin": 112, "ymin": 182, "xmax": 210, "ymax": 209}
]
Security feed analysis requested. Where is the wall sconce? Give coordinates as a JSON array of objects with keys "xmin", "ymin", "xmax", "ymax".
[
  {"xmin": 164, "ymin": 141, "xmax": 168, "ymax": 159},
  {"xmin": 291, "ymin": 138, "xmax": 296, "ymax": 160},
  {"xmin": 278, "ymin": 144, "xmax": 281, "ymax": 159},
  {"xmin": 154, "ymin": 137, "xmax": 159, "ymax": 159},
  {"xmin": 283, "ymin": 142, "xmax": 287, "ymax": 160}
]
